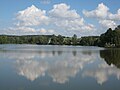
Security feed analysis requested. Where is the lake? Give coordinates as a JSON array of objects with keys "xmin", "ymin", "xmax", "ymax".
[{"xmin": 0, "ymin": 44, "xmax": 120, "ymax": 90}]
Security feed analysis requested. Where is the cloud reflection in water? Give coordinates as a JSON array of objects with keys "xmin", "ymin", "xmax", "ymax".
[{"xmin": 1, "ymin": 46, "xmax": 120, "ymax": 85}]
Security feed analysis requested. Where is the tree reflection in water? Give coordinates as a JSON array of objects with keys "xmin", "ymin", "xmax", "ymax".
[
  {"xmin": 1, "ymin": 45, "xmax": 120, "ymax": 85},
  {"xmin": 100, "ymin": 49, "xmax": 120, "ymax": 69}
]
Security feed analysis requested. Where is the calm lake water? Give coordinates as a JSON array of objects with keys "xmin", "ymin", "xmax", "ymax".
[{"xmin": 0, "ymin": 44, "xmax": 120, "ymax": 90}]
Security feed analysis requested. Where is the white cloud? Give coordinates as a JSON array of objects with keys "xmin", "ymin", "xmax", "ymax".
[
  {"xmin": 81, "ymin": 24, "xmax": 95, "ymax": 31},
  {"xmin": 99, "ymin": 19, "xmax": 117, "ymax": 29},
  {"xmin": 49, "ymin": 3, "xmax": 80, "ymax": 19},
  {"xmin": 109, "ymin": 9, "xmax": 120, "ymax": 21},
  {"xmin": 4, "ymin": 27, "xmax": 55, "ymax": 35},
  {"xmin": 49, "ymin": 3, "xmax": 84, "ymax": 30},
  {"xmin": 16, "ymin": 5, "xmax": 49, "ymax": 27},
  {"xmin": 48, "ymin": 29, "xmax": 54, "ymax": 33},
  {"xmin": 7, "ymin": 26, "xmax": 36, "ymax": 35},
  {"xmin": 39, "ymin": 28, "xmax": 47, "ymax": 34},
  {"xmin": 83, "ymin": 3, "xmax": 109, "ymax": 19},
  {"xmin": 83, "ymin": 3, "xmax": 120, "ymax": 21},
  {"xmin": 83, "ymin": 3, "xmax": 120, "ymax": 33},
  {"xmin": 49, "ymin": 3, "xmax": 96, "ymax": 35},
  {"xmin": 37, "ymin": 28, "xmax": 55, "ymax": 34},
  {"xmin": 1, "ymin": 2, "xmax": 120, "ymax": 36},
  {"xmin": 3, "ymin": 3, "xmax": 97, "ymax": 36}
]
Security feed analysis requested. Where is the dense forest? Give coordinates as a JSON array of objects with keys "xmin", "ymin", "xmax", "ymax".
[
  {"xmin": 0, "ymin": 25, "xmax": 120, "ymax": 47},
  {"xmin": 99, "ymin": 25, "xmax": 120, "ymax": 47}
]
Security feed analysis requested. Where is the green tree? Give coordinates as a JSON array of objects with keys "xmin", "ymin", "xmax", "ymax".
[
  {"xmin": 57, "ymin": 35, "xmax": 64, "ymax": 45},
  {"xmin": 100, "ymin": 25, "xmax": 120, "ymax": 47},
  {"xmin": 50, "ymin": 34, "xmax": 57, "ymax": 45},
  {"xmin": 72, "ymin": 34, "xmax": 77, "ymax": 45}
]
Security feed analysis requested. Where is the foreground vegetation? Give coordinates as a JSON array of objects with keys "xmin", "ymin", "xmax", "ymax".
[{"xmin": 0, "ymin": 25, "xmax": 120, "ymax": 47}]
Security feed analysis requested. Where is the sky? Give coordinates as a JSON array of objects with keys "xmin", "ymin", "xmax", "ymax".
[{"xmin": 0, "ymin": 0, "xmax": 120, "ymax": 36}]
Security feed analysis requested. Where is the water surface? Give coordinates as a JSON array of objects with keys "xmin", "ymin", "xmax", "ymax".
[{"xmin": 0, "ymin": 44, "xmax": 120, "ymax": 90}]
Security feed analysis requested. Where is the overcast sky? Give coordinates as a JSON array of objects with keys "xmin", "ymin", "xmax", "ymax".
[{"xmin": 0, "ymin": 0, "xmax": 120, "ymax": 36}]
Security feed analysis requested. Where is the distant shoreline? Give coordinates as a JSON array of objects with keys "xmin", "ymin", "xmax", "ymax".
[{"xmin": 0, "ymin": 25, "xmax": 120, "ymax": 48}]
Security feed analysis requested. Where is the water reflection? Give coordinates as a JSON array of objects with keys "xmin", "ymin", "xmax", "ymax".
[
  {"xmin": 14, "ymin": 50, "xmax": 97, "ymax": 84},
  {"xmin": 82, "ymin": 62, "xmax": 120, "ymax": 85},
  {"xmin": 16, "ymin": 60, "xmax": 48, "ymax": 81},
  {"xmin": 0, "ymin": 46, "xmax": 98, "ymax": 83},
  {"xmin": 0, "ymin": 45, "xmax": 120, "ymax": 86},
  {"xmin": 82, "ymin": 49, "xmax": 120, "ymax": 85},
  {"xmin": 100, "ymin": 49, "xmax": 120, "ymax": 68}
]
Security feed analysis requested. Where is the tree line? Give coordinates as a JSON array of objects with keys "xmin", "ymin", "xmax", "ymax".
[
  {"xmin": 0, "ymin": 34, "xmax": 99, "ymax": 46},
  {"xmin": 0, "ymin": 25, "xmax": 120, "ymax": 47}
]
